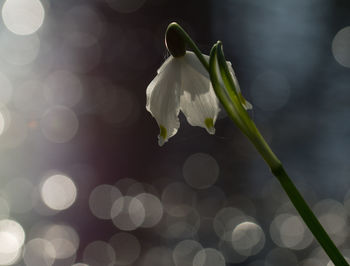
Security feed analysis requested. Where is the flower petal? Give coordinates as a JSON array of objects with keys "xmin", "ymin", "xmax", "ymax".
[
  {"xmin": 182, "ymin": 51, "xmax": 209, "ymax": 78},
  {"xmin": 146, "ymin": 58, "xmax": 181, "ymax": 146},
  {"xmin": 179, "ymin": 55, "xmax": 220, "ymax": 134},
  {"xmin": 157, "ymin": 55, "xmax": 173, "ymax": 74}
]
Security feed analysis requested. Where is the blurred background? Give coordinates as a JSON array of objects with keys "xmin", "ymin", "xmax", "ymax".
[{"xmin": 0, "ymin": 0, "xmax": 350, "ymax": 265}]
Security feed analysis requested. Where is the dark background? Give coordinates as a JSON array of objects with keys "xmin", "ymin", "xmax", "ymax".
[{"xmin": 1, "ymin": 0, "xmax": 350, "ymax": 265}]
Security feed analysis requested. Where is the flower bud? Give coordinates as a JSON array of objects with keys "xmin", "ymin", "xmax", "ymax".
[{"xmin": 165, "ymin": 23, "xmax": 186, "ymax": 57}]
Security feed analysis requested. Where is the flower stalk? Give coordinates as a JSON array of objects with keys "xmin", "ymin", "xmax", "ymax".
[
  {"xmin": 210, "ymin": 42, "xmax": 349, "ymax": 266},
  {"xmin": 165, "ymin": 22, "xmax": 349, "ymax": 266}
]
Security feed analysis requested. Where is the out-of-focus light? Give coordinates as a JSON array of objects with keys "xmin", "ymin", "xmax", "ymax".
[
  {"xmin": 83, "ymin": 241, "xmax": 116, "ymax": 266},
  {"xmin": 2, "ymin": 0, "xmax": 45, "ymax": 35},
  {"xmin": 106, "ymin": 0, "xmax": 146, "ymax": 13},
  {"xmin": 109, "ymin": 232, "xmax": 141, "ymax": 265},
  {"xmin": 40, "ymin": 106, "xmax": 79, "ymax": 143},
  {"xmin": 41, "ymin": 174, "xmax": 77, "ymax": 211},
  {"xmin": 44, "ymin": 71, "xmax": 82, "ymax": 107},
  {"xmin": 111, "ymin": 196, "xmax": 145, "ymax": 231},
  {"xmin": 213, "ymin": 207, "xmax": 247, "ymax": 241},
  {"xmin": 172, "ymin": 239, "xmax": 203, "ymax": 266},
  {"xmin": 218, "ymin": 238, "xmax": 247, "ymax": 264},
  {"xmin": 89, "ymin": 184, "xmax": 122, "ymax": 220},
  {"xmin": 163, "ymin": 207, "xmax": 200, "ymax": 239},
  {"xmin": 232, "ymin": 221, "xmax": 265, "ymax": 256},
  {"xmin": 0, "ymin": 33, "xmax": 40, "ymax": 66},
  {"xmin": 0, "ymin": 220, "xmax": 25, "ymax": 248},
  {"xmin": 250, "ymin": 70, "xmax": 290, "ymax": 111},
  {"xmin": 309, "ymin": 247, "xmax": 336, "ymax": 265},
  {"xmin": 23, "ymin": 238, "xmax": 56, "ymax": 266},
  {"xmin": 161, "ymin": 182, "xmax": 196, "ymax": 217},
  {"xmin": 134, "ymin": 193, "xmax": 163, "ymax": 228},
  {"xmin": 72, "ymin": 264, "xmax": 88, "ymax": 266},
  {"xmin": 182, "ymin": 153, "xmax": 219, "ymax": 189},
  {"xmin": 0, "ymin": 219, "xmax": 25, "ymax": 265},
  {"xmin": 313, "ymin": 199, "xmax": 348, "ymax": 245},
  {"xmin": 0, "ymin": 231, "xmax": 21, "ymax": 265},
  {"xmin": 44, "ymin": 224, "xmax": 79, "ymax": 259},
  {"xmin": 193, "ymin": 248, "xmax": 226, "ymax": 266},
  {"xmin": 332, "ymin": 27, "xmax": 350, "ymax": 68},
  {"xmin": 270, "ymin": 213, "xmax": 313, "ymax": 250}
]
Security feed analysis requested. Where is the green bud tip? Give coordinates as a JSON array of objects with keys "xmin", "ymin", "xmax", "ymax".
[{"xmin": 165, "ymin": 22, "xmax": 186, "ymax": 58}]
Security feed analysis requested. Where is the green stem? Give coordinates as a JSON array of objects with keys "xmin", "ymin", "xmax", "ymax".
[
  {"xmin": 210, "ymin": 42, "xmax": 349, "ymax": 266},
  {"xmin": 165, "ymin": 22, "xmax": 349, "ymax": 265},
  {"xmin": 272, "ymin": 165, "xmax": 349, "ymax": 266}
]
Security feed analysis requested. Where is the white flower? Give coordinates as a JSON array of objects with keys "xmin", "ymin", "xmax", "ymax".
[
  {"xmin": 146, "ymin": 51, "xmax": 220, "ymax": 146},
  {"xmin": 146, "ymin": 51, "xmax": 252, "ymax": 146}
]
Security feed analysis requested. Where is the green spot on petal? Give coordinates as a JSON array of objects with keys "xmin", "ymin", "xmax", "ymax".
[
  {"xmin": 205, "ymin": 118, "xmax": 215, "ymax": 134},
  {"xmin": 159, "ymin": 125, "xmax": 167, "ymax": 140}
]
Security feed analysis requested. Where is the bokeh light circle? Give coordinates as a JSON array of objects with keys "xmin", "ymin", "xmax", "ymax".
[
  {"xmin": 44, "ymin": 224, "xmax": 79, "ymax": 259},
  {"xmin": 270, "ymin": 213, "xmax": 313, "ymax": 250},
  {"xmin": 134, "ymin": 193, "xmax": 163, "ymax": 228},
  {"xmin": 83, "ymin": 241, "xmax": 115, "ymax": 266},
  {"xmin": 332, "ymin": 26, "xmax": 350, "ymax": 68},
  {"xmin": 182, "ymin": 153, "xmax": 219, "ymax": 189},
  {"xmin": 0, "ymin": 33, "xmax": 40, "ymax": 66},
  {"xmin": 111, "ymin": 196, "xmax": 146, "ymax": 231},
  {"xmin": 40, "ymin": 105, "xmax": 79, "ymax": 143},
  {"xmin": 0, "ymin": 219, "xmax": 25, "ymax": 248},
  {"xmin": 109, "ymin": 232, "xmax": 141, "ymax": 265},
  {"xmin": 23, "ymin": 238, "xmax": 56, "ymax": 266},
  {"xmin": 161, "ymin": 182, "xmax": 196, "ymax": 217},
  {"xmin": 213, "ymin": 207, "xmax": 247, "ymax": 241},
  {"xmin": 2, "ymin": 0, "xmax": 45, "ymax": 35},
  {"xmin": 232, "ymin": 221, "xmax": 265, "ymax": 256},
  {"xmin": 314, "ymin": 199, "xmax": 347, "ymax": 245},
  {"xmin": 193, "ymin": 248, "xmax": 226, "ymax": 266},
  {"xmin": 173, "ymin": 239, "xmax": 203, "ymax": 266},
  {"xmin": 41, "ymin": 174, "xmax": 77, "ymax": 211},
  {"xmin": 0, "ymin": 219, "xmax": 25, "ymax": 265},
  {"xmin": 89, "ymin": 184, "xmax": 122, "ymax": 220}
]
